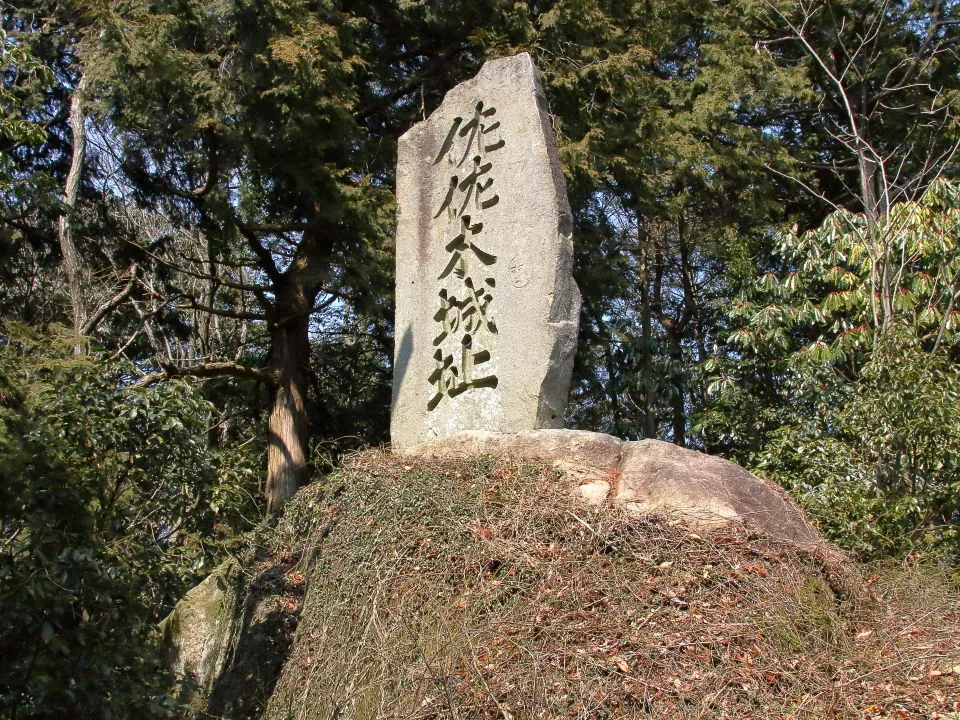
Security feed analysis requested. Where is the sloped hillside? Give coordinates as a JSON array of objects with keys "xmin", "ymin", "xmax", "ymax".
[{"xmin": 166, "ymin": 451, "xmax": 960, "ymax": 720}]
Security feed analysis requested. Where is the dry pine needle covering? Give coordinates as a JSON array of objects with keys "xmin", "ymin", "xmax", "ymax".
[{"xmin": 256, "ymin": 451, "xmax": 960, "ymax": 720}]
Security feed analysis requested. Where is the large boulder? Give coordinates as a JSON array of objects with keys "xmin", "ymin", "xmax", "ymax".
[
  {"xmin": 160, "ymin": 561, "xmax": 243, "ymax": 713},
  {"xmin": 159, "ymin": 550, "xmax": 307, "ymax": 719},
  {"xmin": 402, "ymin": 429, "xmax": 823, "ymax": 547}
]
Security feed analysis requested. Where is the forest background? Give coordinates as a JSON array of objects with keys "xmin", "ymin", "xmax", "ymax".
[{"xmin": 2, "ymin": 0, "xmax": 959, "ymax": 717}]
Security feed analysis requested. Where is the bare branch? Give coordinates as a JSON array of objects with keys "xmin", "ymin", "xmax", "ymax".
[
  {"xmin": 174, "ymin": 299, "xmax": 266, "ymax": 321},
  {"xmin": 246, "ymin": 222, "xmax": 315, "ymax": 234},
  {"xmin": 81, "ymin": 264, "xmax": 139, "ymax": 336},
  {"xmin": 165, "ymin": 262, "xmax": 271, "ymax": 294},
  {"xmin": 120, "ymin": 229, "xmax": 273, "ymax": 299},
  {"xmin": 761, "ymin": 159, "xmax": 845, "ymax": 215}
]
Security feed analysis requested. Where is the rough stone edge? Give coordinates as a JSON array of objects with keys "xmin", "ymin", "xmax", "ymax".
[
  {"xmin": 619, "ymin": 439, "xmax": 824, "ymax": 545},
  {"xmin": 524, "ymin": 52, "xmax": 582, "ymax": 428},
  {"xmin": 402, "ymin": 429, "xmax": 625, "ymax": 475}
]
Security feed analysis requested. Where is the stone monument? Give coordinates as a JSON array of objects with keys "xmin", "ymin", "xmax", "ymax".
[{"xmin": 391, "ymin": 52, "xmax": 580, "ymax": 448}]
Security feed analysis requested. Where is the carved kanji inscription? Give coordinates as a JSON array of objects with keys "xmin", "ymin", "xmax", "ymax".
[{"xmin": 392, "ymin": 53, "xmax": 580, "ymax": 448}]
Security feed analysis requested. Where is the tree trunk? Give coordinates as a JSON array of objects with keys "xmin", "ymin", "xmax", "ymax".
[
  {"xmin": 859, "ymin": 151, "xmax": 879, "ymax": 228},
  {"xmin": 638, "ymin": 236, "xmax": 657, "ymax": 439},
  {"xmin": 265, "ymin": 289, "xmax": 312, "ymax": 512},
  {"xmin": 668, "ymin": 337, "xmax": 686, "ymax": 447},
  {"xmin": 58, "ymin": 76, "xmax": 87, "ymax": 351}
]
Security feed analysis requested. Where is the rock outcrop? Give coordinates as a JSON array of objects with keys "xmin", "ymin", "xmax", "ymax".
[
  {"xmin": 160, "ymin": 537, "xmax": 308, "ymax": 719},
  {"xmin": 160, "ymin": 560, "xmax": 242, "ymax": 711},
  {"xmin": 404, "ymin": 430, "xmax": 823, "ymax": 547}
]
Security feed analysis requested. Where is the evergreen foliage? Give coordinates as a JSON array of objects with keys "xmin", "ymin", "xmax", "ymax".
[
  {"xmin": 1, "ymin": 0, "xmax": 959, "ymax": 712},
  {"xmin": 0, "ymin": 328, "xmax": 258, "ymax": 718},
  {"xmin": 703, "ymin": 181, "xmax": 960, "ymax": 559}
]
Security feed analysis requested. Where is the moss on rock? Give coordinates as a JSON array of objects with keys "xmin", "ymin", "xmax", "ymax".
[
  {"xmin": 161, "ymin": 560, "xmax": 243, "ymax": 714},
  {"xmin": 161, "ymin": 492, "xmax": 318, "ymax": 719}
]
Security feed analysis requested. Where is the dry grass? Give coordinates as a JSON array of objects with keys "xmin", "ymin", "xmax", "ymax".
[{"xmin": 255, "ymin": 451, "xmax": 960, "ymax": 720}]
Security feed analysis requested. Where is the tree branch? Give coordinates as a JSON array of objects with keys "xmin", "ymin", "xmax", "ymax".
[
  {"xmin": 175, "ymin": 299, "xmax": 266, "ymax": 321},
  {"xmin": 135, "ymin": 170, "xmax": 283, "ymax": 284},
  {"xmin": 170, "ymin": 263, "xmax": 271, "ymax": 294},
  {"xmin": 235, "ymin": 219, "xmax": 283, "ymax": 283},
  {"xmin": 135, "ymin": 361, "xmax": 276, "ymax": 387},
  {"xmin": 356, "ymin": 41, "xmax": 470, "ymax": 121},
  {"xmin": 190, "ymin": 131, "xmax": 219, "ymax": 198},
  {"xmin": 246, "ymin": 222, "xmax": 316, "ymax": 234},
  {"xmin": 81, "ymin": 264, "xmax": 139, "ymax": 336}
]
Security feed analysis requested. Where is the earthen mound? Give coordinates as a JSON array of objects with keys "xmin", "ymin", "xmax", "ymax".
[{"xmin": 163, "ymin": 445, "xmax": 960, "ymax": 720}]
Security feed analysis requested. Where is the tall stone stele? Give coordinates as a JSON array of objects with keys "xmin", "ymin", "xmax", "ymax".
[{"xmin": 392, "ymin": 53, "xmax": 580, "ymax": 448}]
